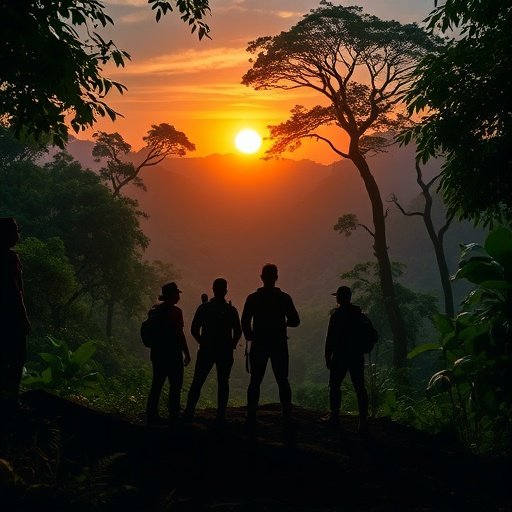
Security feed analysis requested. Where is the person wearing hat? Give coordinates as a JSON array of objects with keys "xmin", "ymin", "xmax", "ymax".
[
  {"xmin": 324, "ymin": 285, "xmax": 369, "ymax": 433},
  {"xmin": 241, "ymin": 263, "xmax": 300, "ymax": 428},
  {"xmin": 146, "ymin": 281, "xmax": 191, "ymax": 426},
  {"xmin": 182, "ymin": 277, "xmax": 242, "ymax": 424},
  {"xmin": 0, "ymin": 217, "xmax": 31, "ymax": 415}
]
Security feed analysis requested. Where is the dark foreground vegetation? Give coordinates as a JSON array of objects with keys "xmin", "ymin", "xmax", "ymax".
[{"xmin": 1, "ymin": 390, "xmax": 510, "ymax": 512}]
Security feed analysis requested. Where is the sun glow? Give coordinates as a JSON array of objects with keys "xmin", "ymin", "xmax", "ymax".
[{"xmin": 234, "ymin": 129, "xmax": 262, "ymax": 154}]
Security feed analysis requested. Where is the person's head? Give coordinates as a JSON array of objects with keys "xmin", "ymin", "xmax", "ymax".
[
  {"xmin": 260, "ymin": 263, "xmax": 278, "ymax": 286},
  {"xmin": 159, "ymin": 282, "xmax": 182, "ymax": 303},
  {"xmin": 332, "ymin": 285, "xmax": 351, "ymax": 305},
  {"xmin": 0, "ymin": 217, "xmax": 20, "ymax": 248},
  {"xmin": 212, "ymin": 277, "xmax": 228, "ymax": 298}
]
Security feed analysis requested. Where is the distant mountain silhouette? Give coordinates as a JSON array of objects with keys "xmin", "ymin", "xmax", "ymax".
[{"xmin": 62, "ymin": 139, "xmax": 483, "ymax": 314}]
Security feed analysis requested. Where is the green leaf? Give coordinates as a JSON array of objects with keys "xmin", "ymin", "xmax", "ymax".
[
  {"xmin": 484, "ymin": 228, "xmax": 512, "ymax": 266},
  {"xmin": 70, "ymin": 341, "xmax": 97, "ymax": 366},
  {"xmin": 40, "ymin": 353, "xmax": 65, "ymax": 371},
  {"xmin": 453, "ymin": 260, "xmax": 503, "ymax": 284},
  {"xmin": 407, "ymin": 342, "xmax": 441, "ymax": 359}
]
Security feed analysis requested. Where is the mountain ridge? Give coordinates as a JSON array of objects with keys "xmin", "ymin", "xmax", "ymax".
[{"xmin": 60, "ymin": 139, "xmax": 482, "ymax": 314}]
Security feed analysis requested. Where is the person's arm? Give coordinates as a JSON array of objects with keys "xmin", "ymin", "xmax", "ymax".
[
  {"xmin": 190, "ymin": 306, "xmax": 203, "ymax": 344},
  {"xmin": 241, "ymin": 297, "xmax": 253, "ymax": 341},
  {"xmin": 172, "ymin": 306, "xmax": 191, "ymax": 366},
  {"xmin": 325, "ymin": 315, "xmax": 335, "ymax": 369},
  {"xmin": 179, "ymin": 330, "xmax": 191, "ymax": 366},
  {"xmin": 231, "ymin": 307, "xmax": 242, "ymax": 349},
  {"xmin": 285, "ymin": 294, "xmax": 300, "ymax": 328}
]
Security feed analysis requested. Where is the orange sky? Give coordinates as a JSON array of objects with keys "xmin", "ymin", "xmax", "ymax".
[{"xmin": 77, "ymin": 0, "xmax": 434, "ymax": 165}]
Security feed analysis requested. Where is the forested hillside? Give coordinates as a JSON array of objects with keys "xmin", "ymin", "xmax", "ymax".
[{"xmin": 65, "ymin": 138, "xmax": 483, "ymax": 315}]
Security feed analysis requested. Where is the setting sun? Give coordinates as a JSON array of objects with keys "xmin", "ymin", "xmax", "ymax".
[{"xmin": 234, "ymin": 129, "xmax": 262, "ymax": 154}]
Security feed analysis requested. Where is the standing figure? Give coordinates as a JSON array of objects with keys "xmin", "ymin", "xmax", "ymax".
[
  {"xmin": 182, "ymin": 278, "xmax": 242, "ymax": 424},
  {"xmin": 241, "ymin": 263, "xmax": 300, "ymax": 426},
  {"xmin": 146, "ymin": 282, "xmax": 191, "ymax": 426},
  {"xmin": 0, "ymin": 217, "xmax": 31, "ymax": 415},
  {"xmin": 324, "ymin": 285, "xmax": 369, "ymax": 433}
]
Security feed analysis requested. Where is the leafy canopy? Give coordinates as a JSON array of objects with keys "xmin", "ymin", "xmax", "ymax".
[
  {"xmin": 0, "ymin": 0, "xmax": 211, "ymax": 148},
  {"xmin": 242, "ymin": 1, "xmax": 443, "ymax": 158},
  {"xmin": 400, "ymin": 0, "xmax": 512, "ymax": 226}
]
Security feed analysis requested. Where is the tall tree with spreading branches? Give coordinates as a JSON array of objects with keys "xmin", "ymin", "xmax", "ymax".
[
  {"xmin": 92, "ymin": 123, "xmax": 195, "ymax": 197},
  {"xmin": 242, "ymin": 2, "xmax": 443, "ymax": 366}
]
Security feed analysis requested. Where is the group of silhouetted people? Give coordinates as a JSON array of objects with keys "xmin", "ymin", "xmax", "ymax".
[
  {"xmin": 1, "ymin": 216, "xmax": 372, "ymax": 434},
  {"xmin": 145, "ymin": 262, "xmax": 371, "ymax": 434}
]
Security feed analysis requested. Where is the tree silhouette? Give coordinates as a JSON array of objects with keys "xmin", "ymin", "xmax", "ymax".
[
  {"xmin": 0, "ymin": 0, "xmax": 211, "ymax": 147},
  {"xmin": 389, "ymin": 161, "xmax": 455, "ymax": 318},
  {"xmin": 242, "ymin": 2, "xmax": 443, "ymax": 366},
  {"xmin": 93, "ymin": 123, "xmax": 195, "ymax": 197}
]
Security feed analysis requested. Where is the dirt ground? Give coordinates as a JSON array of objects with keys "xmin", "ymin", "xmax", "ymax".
[{"xmin": 2, "ymin": 390, "xmax": 511, "ymax": 512}]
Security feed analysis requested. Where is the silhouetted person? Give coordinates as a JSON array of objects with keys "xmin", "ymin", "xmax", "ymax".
[
  {"xmin": 241, "ymin": 263, "xmax": 300, "ymax": 427},
  {"xmin": 201, "ymin": 293, "xmax": 208, "ymax": 304},
  {"xmin": 324, "ymin": 285, "xmax": 369, "ymax": 433},
  {"xmin": 182, "ymin": 278, "xmax": 242, "ymax": 423},
  {"xmin": 146, "ymin": 282, "xmax": 191, "ymax": 426},
  {"xmin": 0, "ymin": 217, "xmax": 31, "ymax": 416}
]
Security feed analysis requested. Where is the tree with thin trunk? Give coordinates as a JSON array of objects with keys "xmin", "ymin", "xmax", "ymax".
[
  {"xmin": 242, "ymin": 2, "xmax": 443, "ymax": 366},
  {"xmin": 389, "ymin": 161, "xmax": 455, "ymax": 317},
  {"xmin": 93, "ymin": 123, "xmax": 195, "ymax": 197}
]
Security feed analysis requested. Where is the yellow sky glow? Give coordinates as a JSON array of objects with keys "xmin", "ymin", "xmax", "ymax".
[{"xmin": 76, "ymin": 1, "xmax": 432, "ymax": 164}]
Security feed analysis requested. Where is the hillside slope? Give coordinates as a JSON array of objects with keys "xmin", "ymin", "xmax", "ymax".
[{"xmin": 1, "ymin": 391, "xmax": 509, "ymax": 512}]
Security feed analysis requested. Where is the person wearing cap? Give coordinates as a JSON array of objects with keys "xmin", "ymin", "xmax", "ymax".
[
  {"xmin": 324, "ymin": 285, "xmax": 369, "ymax": 432},
  {"xmin": 241, "ymin": 263, "xmax": 300, "ymax": 428},
  {"xmin": 0, "ymin": 217, "xmax": 31, "ymax": 415},
  {"xmin": 146, "ymin": 281, "xmax": 191, "ymax": 426},
  {"xmin": 182, "ymin": 278, "xmax": 242, "ymax": 424}
]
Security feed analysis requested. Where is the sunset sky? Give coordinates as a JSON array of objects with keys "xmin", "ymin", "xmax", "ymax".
[{"xmin": 79, "ymin": 0, "xmax": 435, "ymax": 165}]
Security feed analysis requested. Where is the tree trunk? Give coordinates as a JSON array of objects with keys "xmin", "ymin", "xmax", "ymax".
[
  {"xmin": 419, "ymin": 182, "xmax": 455, "ymax": 318},
  {"xmin": 351, "ymin": 149, "xmax": 409, "ymax": 366}
]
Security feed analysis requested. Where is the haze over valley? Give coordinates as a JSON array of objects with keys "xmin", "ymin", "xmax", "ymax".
[{"xmin": 64, "ymin": 139, "xmax": 482, "ymax": 323}]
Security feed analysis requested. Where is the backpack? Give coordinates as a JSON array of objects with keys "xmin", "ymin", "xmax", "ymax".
[
  {"xmin": 359, "ymin": 315, "xmax": 379, "ymax": 354},
  {"xmin": 140, "ymin": 305, "xmax": 167, "ymax": 348}
]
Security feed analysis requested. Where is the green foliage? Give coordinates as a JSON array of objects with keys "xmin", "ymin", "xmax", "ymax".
[
  {"xmin": 0, "ymin": 1, "xmax": 210, "ymax": 147},
  {"xmin": 0, "ymin": 148, "xmax": 168, "ymax": 338},
  {"xmin": 340, "ymin": 261, "xmax": 439, "ymax": 354},
  {"xmin": 295, "ymin": 383, "xmax": 329, "ymax": 411},
  {"xmin": 23, "ymin": 336, "xmax": 105, "ymax": 398},
  {"xmin": 0, "ymin": 125, "xmax": 48, "ymax": 166},
  {"xmin": 148, "ymin": 0, "xmax": 211, "ymax": 39},
  {"xmin": 370, "ymin": 366, "xmax": 450, "ymax": 432},
  {"xmin": 0, "ymin": 0, "xmax": 129, "ymax": 148},
  {"xmin": 417, "ymin": 228, "xmax": 512, "ymax": 452},
  {"xmin": 17, "ymin": 237, "xmax": 81, "ymax": 329},
  {"xmin": 400, "ymin": 0, "xmax": 512, "ymax": 225}
]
